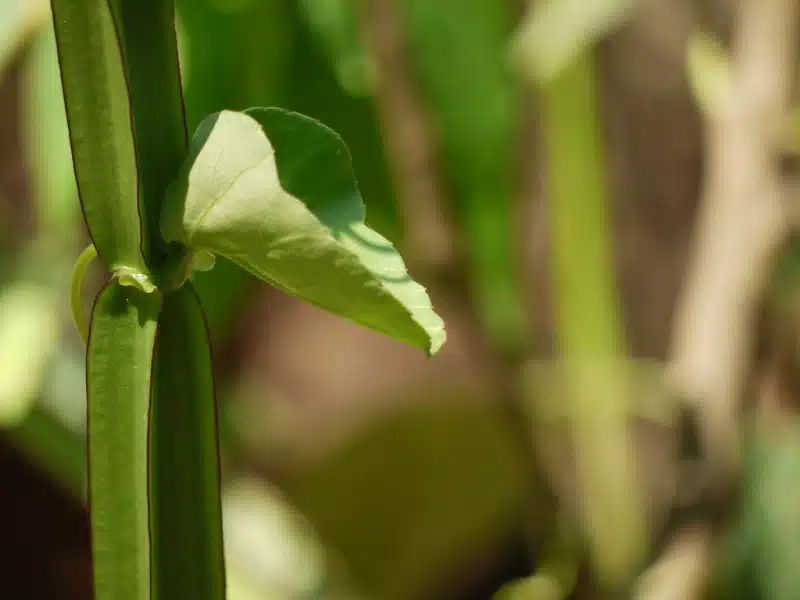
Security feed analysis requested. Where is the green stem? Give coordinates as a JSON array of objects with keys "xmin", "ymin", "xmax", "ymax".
[
  {"xmin": 50, "ymin": 0, "xmax": 147, "ymax": 277},
  {"xmin": 110, "ymin": 0, "xmax": 188, "ymax": 268},
  {"xmin": 543, "ymin": 52, "xmax": 646, "ymax": 587},
  {"xmin": 87, "ymin": 282, "xmax": 161, "ymax": 600},
  {"xmin": 151, "ymin": 285, "xmax": 226, "ymax": 600},
  {"xmin": 109, "ymin": 5, "xmax": 227, "ymax": 600}
]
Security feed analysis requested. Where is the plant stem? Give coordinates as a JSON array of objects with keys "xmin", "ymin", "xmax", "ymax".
[
  {"xmin": 542, "ymin": 51, "xmax": 646, "ymax": 588},
  {"xmin": 110, "ymin": 3, "xmax": 228, "ymax": 600},
  {"xmin": 50, "ymin": 0, "xmax": 146, "ymax": 276},
  {"xmin": 151, "ymin": 284, "xmax": 226, "ymax": 600},
  {"xmin": 110, "ymin": 0, "xmax": 188, "ymax": 267},
  {"xmin": 87, "ymin": 282, "xmax": 160, "ymax": 600}
]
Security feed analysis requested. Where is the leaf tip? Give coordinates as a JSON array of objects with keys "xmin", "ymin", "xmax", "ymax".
[{"xmin": 424, "ymin": 318, "xmax": 447, "ymax": 357}]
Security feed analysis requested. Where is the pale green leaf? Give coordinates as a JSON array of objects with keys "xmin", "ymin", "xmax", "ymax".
[{"xmin": 162, "ymin": 108, "xmax": 445, "ymax": 355}]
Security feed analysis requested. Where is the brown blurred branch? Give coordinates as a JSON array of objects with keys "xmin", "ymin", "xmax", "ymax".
[
  {"xmin": 632, "ymin": 524, "xmax": 714, "ymax": 600},
  {"xmin": 638, "ymin": 0, "xmax": 799, "ymax": 597},
  {"xmin": 353, "ymin": 0, "xmax": 458, "ymax": 274},
  {"xmin": 668, "ymin": 0, "xmax": 797, "ymax": 502}
]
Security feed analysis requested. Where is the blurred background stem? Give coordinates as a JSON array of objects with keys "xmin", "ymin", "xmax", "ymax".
[{"xmin": 541, "ymin": 50, "xmax": 646, "ymax": 589}]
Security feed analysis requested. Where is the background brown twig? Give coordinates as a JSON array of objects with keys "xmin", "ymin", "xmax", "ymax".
[
  {"xmin": 637, "ymin": 0, "xmax": 799, "ymax": 597},
  {"xmin": 668, "ymin": 0, "xmax": 797, "ymax": 491}
]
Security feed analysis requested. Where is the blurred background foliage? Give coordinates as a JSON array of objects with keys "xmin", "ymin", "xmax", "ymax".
[{"xmin": 2, "ymin": 0, "xmax": 800, "ymax": 599}]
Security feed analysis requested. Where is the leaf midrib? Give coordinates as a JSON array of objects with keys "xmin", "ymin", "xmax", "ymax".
[{"xmin": 186, "ymin": 146, "xmax": 274, "ymax": 247}]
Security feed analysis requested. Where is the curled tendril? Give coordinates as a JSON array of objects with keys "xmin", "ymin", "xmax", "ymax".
[
  {"xmin": 70, "ymin": 244, "xmax": 99, "ymax": 345},
  {"xmin": 70, "ymin": 244, "xmax": 158, "ymax": 345}
]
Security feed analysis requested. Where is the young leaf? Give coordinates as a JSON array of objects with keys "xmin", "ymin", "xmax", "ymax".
[
  {"xmin": 87, "ymin": 281, "xmax": 160, "ymax": 600},
  {"xmin": 150, "ymin": 284, "xmax": 225, "ymax": 600},
  {"xmin": 50, "ymin": 0, "xmax": 147, "ymax": 277},
  {"xmin": 161, "ymin": 108, "xmax": 445, "ymax": 355}
]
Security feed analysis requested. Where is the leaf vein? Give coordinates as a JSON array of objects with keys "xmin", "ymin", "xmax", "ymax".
[{"xmin": 187, "ymin": 148, "xmax": 274, "ymax": 245}]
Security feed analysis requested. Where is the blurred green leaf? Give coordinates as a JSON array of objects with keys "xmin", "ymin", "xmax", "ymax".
[
  {"xmin": 162, "ymin": 108, "xmax": 446, "ymax": 355},
  {"xmin": 753, "ymin": 427, "xmax": 800, "ymax": 600},
  {"xmin": 710, "ymin": 424, "xmax": 800, "ymax": 600},
  {"xmin": 0, "ymin": 282, "xmax": 59, "ymax": 426},
  {"xmin": 223, "ymin": 477, "xmax": 327, "ymax": 598},
  {"xmin": 176, "ymin": 0, "xmax": 294, "ymax": 131},
  {"xmin": 38, "ymin": 343, "xmax": 87, "ymax": 434},
  {"xmin": 395, "ymin": 0, "xmax": 527, "ymax": 348},
  {"xmin": 286, "ymin": 24, "xmax": 399, "ymax": 239},
  {"xmin": 0, "ymin": 0, "xmax": 49, "ymax": 77},
  {"xmin": 286, "ymin": 401, "xmax": 529, "ymax": 600},
  {"xmin": 397, "ymin": 0, "xmax": 517, "ymax": 179},
  {"xmin": 297, "ymin": 0, "xmax": 374, "ymax": 96},
  {"xmin": 511, "ymin": 0, "xmax": 638, "ymax": 85},
  {"xmin": 5, "ymin": 403, "xmax": 87, "ymax": 499},
  {"xmin": 21, "ymin": 20, "xmax": 80, "ymax": 242}
]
